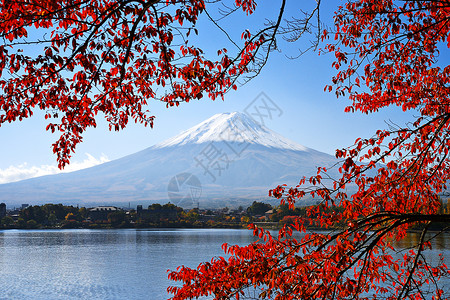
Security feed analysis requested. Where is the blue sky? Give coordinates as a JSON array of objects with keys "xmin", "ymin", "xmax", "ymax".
[{"xmin": 0, "ymin": 0, "xmax": 418, "ymax": 183}]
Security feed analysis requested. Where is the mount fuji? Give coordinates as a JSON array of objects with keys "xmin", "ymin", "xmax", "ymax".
[{"xmin": 0, "ymin": 112, "xmax": 339, "ymax": 208}]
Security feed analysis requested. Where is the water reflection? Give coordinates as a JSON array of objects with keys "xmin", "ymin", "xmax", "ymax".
[
  {"xmin": 0, "ymin": 229, "xmax": 258, "ymax": 300},
  {"xmin": 392, "ymin": 231, "xmax": 450, "ymax": 250},
  {"xmin": 0, "ymin": 229, "xmax": 448, "ymax": 299}
]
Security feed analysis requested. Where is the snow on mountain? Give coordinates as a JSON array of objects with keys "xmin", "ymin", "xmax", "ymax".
[
  {"xmin": 0, "ymin": 112, "xmax": 339, "ymax": 208},
  {"xmin": 154, "ymin": 112, "xmax": 308, "ymax": 151}
]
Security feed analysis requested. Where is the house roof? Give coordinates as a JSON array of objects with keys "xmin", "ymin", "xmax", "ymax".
[{"xmin": 88, "ymin": 206, "xmax": 120, "ymax": 212}]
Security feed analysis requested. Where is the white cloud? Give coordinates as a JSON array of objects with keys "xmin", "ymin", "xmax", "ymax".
[{"xmin": 0, "ymin": 153, "xmax": 110, "ymax": 184}]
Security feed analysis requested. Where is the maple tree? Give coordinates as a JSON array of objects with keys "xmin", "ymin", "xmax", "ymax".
[
  {"xmin": 168, "ymin": 0, "xmax": 450, "ymax": 299},
  {"xmin": 0, "ymin": 0, "xmax": 286, "ymax": 168},
  {"xmin": 2, "ymin": 0, "xmax": 450, "ymax": 298}
]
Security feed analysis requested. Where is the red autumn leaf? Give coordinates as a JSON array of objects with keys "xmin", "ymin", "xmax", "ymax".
[
  {"xmin": 0, "ymin": 0, "xmax": 269, "ymax": 169},
  {"xmin": 167, "ymin": 1, "xmax": 450, "ymax": 299}
]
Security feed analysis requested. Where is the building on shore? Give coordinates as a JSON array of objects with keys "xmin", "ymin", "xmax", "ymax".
[
  {"xmin": 0, "ymin": 203, "xmax": 6, "ymax": 219},
  {"xmin": 88, "ymin": 206, "xmax": 121, "ymax": 221}
]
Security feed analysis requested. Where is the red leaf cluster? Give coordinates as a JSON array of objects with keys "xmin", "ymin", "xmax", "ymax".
[
  {"xmin": 168, "ymin": 1, "xmax": 450, "ymax": 299},
  {"xmin": 0, "ymin": 0, "xmax": 264, "ymax": 168}
]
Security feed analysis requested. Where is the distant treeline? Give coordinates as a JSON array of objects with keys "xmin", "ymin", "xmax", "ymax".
[{"xmin": 0, "ymin": 201, "xmax": 347, "ymax": 230}]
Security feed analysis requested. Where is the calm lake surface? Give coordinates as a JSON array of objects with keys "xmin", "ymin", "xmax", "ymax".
[
  {"xmin": 0, "ymin": 229, "xmax": 259, "ymax": 299},
  {"xmin": 0, "ymin": 228, "xmax": 449, "ymax": 300}
]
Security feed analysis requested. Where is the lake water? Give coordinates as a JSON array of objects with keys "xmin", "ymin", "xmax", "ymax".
[
  {"xmin": 0, "ymin": 229, "xmax": 448, "ymax": 299},
  {"xmin": 0, "ymin": 229, "xmax": 259, "ymax": 299}
]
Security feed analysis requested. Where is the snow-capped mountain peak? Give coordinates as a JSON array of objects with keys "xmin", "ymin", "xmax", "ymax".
[
  {"xmin": 154, "ymin": 112, "xmax": 308, "ymax": 151},
  {"xmin": 0, "ymin": 111, "xmax": 338, "ymax": 208}
]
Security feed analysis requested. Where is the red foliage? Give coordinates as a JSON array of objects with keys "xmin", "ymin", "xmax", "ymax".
[
  {"xmin": 280, "ymin": 215, "xmax": 297, "ymax": 225},
  {"xmin": 0, "ymin": 0, "xmax": 265, "ymax": 168},
  {"xmin": 2, "ymin": 0, "xmax": 450, "ymax": 298},
  {"xmin": 168, "ymin": 1, "xmax": 450, "ymax": 299}
]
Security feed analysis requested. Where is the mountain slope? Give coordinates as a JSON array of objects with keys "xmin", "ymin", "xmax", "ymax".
[{"xmin": 0, "ymin": 112, "xmax": 339, "ymax": 208}]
